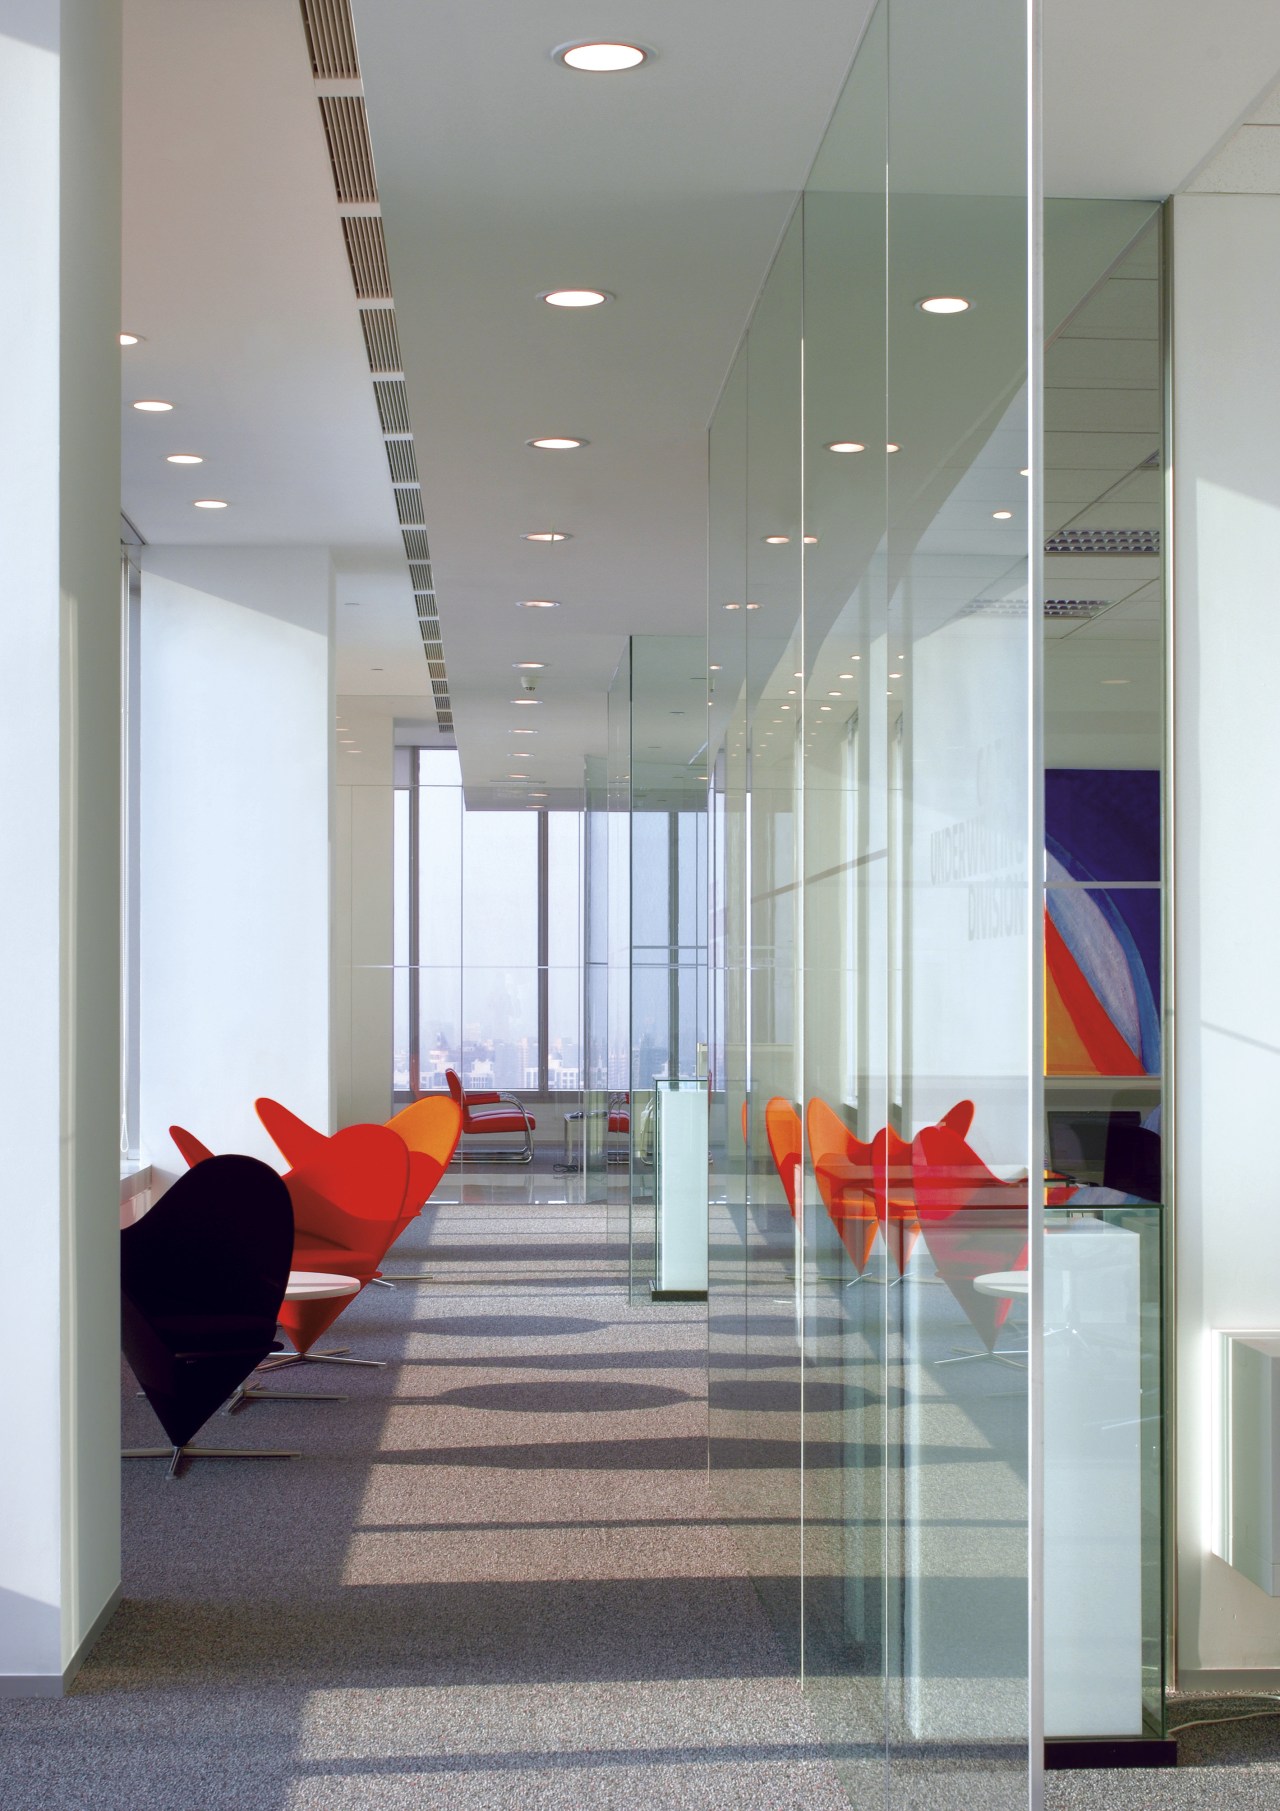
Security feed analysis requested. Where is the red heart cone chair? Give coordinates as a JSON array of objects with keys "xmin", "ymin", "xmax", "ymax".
[
  {"xmin": 379, "ymin": 1095, "xmax": 464, "ymax": 1278},
  {"xmin": 267, "ymin": 1124, "xmax": 410, "ymax": 1369},
  {"xmin": 805, "ymin": 1097, "xmax": 877, "ymax": 1275},
  {"xmin": 872, "ymin": 1124, "xmax": 920, "ymax": 1279},
  {"xmin": 763, "ymin": 1097, "xmax": 803, "ymax": 1218}
]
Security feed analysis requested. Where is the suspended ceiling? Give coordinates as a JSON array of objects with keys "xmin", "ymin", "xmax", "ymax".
[{"xmin": 119, "ymin": 0, "xmax": 1280, "ymax": 802}]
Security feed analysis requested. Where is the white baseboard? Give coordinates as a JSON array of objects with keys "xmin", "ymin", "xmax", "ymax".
[{"xmin": 0, "ymin": 1585, "xmax": 122, "ymax": 1698}]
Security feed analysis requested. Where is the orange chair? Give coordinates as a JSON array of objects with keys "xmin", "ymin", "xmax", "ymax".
[
  {"xmin": 763, "ymin": 1097, "xmax": 803, "ymax": 1216},
  {"xmin": 445, "ymin": 1069, "xmax": 536, "ymax": 1163},
  {"xmin": 805, "ymin": 1098, "xmax": 877, "ymax": 1275}
]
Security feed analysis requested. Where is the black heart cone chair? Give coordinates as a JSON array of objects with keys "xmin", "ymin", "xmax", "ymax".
[{"xmin": 122, "ymin": 1153, "xmax": 298, "ymax": 1479}]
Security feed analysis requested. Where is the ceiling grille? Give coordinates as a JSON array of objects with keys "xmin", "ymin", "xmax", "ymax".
[
  {"xmin": 1045, "ymin": 527, "xmax": 1159, "ymax": 556},
  {"xmin": 1044, "ymin": 599, "xmax": 1111, "ymax": 619},
  {"xmin": 299, "ymin": 0, "xmax": 359, "ymax": 79},
  {"xmin": 960, "ymin": 597, "xmax": 1113, "ymax": 621},
  {"xmin": 318, "ymin": 96, "xmax": 378, "ymax": 203},
  {"xmin": 341, "ymin": 216, "xmax": 391, "ymax": 299},
  {"xmin": 304, "ymin": 0, "xmax": 451, "ymax": 732},
  {"xmin": 363, "ymin": 315, "xmax": 403, "ymax": 378},
  {"xmin": 373, "ymin": 376, "xmax": 409, "ymax": 430},
  {"xmin": 386, "ymin": 440, "xmax": 418, "ymax": 484}
]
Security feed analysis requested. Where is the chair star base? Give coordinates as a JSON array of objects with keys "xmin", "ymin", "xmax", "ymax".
[
  {"xmin": 123, "ymin": 1442, "xmax": 300, "ymax": 1481},
  {"xmin": 258, "ymin": 1347, "xmax": 387, "ymax": 1370}
]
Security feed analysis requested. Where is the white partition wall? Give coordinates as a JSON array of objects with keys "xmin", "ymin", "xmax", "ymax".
[
  {"xmin": 0, "ymin": 0, "xmax": 123, "ymax": 1693},
  {"xmin": 138, "ymin": 547, "xmax": 334, "ymax": 1180},
  {"xmin": 1173, "ymin": 191, "xmax": 1280, "ymax": 1679}
]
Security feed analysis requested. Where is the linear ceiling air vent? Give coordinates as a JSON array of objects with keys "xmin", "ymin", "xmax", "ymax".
[
  {"xmin": 342, "ymin": 216, "xmax": 391, "ymax": 299},
  {"xmin": 386, "ymin": 440, "xmax": 418, "ymax": 484},
  {"xmin": 363, "ymin": 315, "xmax": 403, "ymax": 378},
  {"xmin": 373, "ymin": 380, "xmax": 409, "ymax": 435},
  {"xmin": 319, "ymin": 96, "xmax": 379, "ymax": 203},
  {"xmin": 1045, "ymin": 527, "xmax": 1159, "ymax": 556},
  {"xmin": 299, "ymin": 0, "xmax": 359, "ymax": 79},
  {"xmin": 960, "ymin": 597, "xmax": 1113, "ymax": 621},
  {"xmin": 303, "ymin": 0, "xmax": 451, "ymax": 738}
]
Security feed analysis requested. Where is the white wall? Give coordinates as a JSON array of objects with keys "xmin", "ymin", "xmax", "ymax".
[
  {"xmin": 0, "ymin": 0, "xmax": 123, "ymax": 1690},
  {"xmin": 332, "ymin": 698, "xmax": 394, "ymax": 1126},
  {"xmin": 1173, "ymin": 191, "xmax": 1280, "ymax": 1674},
  {"xmin": 139, "ymin": 547, "xmax": 333, "ymax": 1180}
]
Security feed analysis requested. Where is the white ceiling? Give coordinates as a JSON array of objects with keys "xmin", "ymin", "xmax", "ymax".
[{"xmin": 120, "ymin": 0, "xmax": 1280, "ymax": 803}]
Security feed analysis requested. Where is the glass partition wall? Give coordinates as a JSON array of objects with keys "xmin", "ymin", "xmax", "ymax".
[
  {"xmin": 593, "ymin": 639, "xmax": 710, "ymax": 1299},
  {"xmin": 708, "ymin": 0, "xmax": 1041, "ymax": 1802},
  {"xmin": 707, "ymin": 4, "xmax": 1171, "ymax": 1797}
]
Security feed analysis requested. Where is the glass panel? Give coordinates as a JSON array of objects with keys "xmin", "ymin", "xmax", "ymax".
[
  {"xmin": 884, "ymin": 0, "xmax": 1033, "ymax": 1795},
  {"xmin": 1042, "ymin": 203, "xmax": 1167, "ymax": 1729},
  {"xmin": 799, "ymin": 6, "xmax": 889, "ymax": 1794}
]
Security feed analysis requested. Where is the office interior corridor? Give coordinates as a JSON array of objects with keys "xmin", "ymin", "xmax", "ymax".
[{"xmin": 1, "ymin": 1164, "xmax": 851, "ymax": 1810}]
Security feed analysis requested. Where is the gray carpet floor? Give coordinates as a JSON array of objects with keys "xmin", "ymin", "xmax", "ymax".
[
  {"xmin": 0, "ymin": 1165, "xmax": 853, "ymax": 1810},
  {"xmin": 5, "ymin": 1161, "xmax": 1277, "ymax": 1808}
]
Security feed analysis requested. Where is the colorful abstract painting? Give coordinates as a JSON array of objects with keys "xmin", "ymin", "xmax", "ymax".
[{"xmin": 1045, "ymin": 770, "xmax": 1160, "ymax": 1077}]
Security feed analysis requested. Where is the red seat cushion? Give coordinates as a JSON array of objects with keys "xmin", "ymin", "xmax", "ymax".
[{"xmin": 462, "ymin": 1108, "xmax": 536, "ymax": 1135}]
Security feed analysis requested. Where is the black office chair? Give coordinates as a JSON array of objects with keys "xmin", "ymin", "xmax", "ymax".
[{"xmin": 122, "ymin": 1153, "xmax": 298, "ymax": 1479}]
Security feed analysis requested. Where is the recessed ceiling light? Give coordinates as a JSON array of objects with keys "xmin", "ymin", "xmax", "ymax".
[
  {"xmin": 193, "ymin": 498, "xmax": 228, "ymax": 509},
  {"xmin": 511, "ymin": 698, "xmax": 541, "ymax": 705},
  {"xmin": 554, "ymin": 41, "xmax": 648, "ymax": 72},
  {"xmin": 851, "ymin": 654, "xmax": 861, "ymax": 661},
  {"xmin": 763, "ymin": 535, "xmax": 790, "ymax": 545},
  {"xmin": 890, "ymin": 671, "xmax": 902, "ymax": 678},
  {"xmin": 133, "ymin": 399, "xmax": 173, "ymax": 412},
  {"xmin": 709, "ymin": 664, "xmax": 721, "ymax": 672},
  {"xmin": 1101, "ymin": 678, "xmax": 1131, "ymax": 685},
  {"xmin": 1020, "ymin": 468, "xmax": 1030, "ymax": 477},
  {"xmin": 786, "ymin": 689, "xmax": 796, "ymax": 696},
  {"xmin": 528, "ymin": 436, "xmax": 586, "ymax": 451},
  {"xmin": 507, "ymin": 772, "xmax": 529, "ymax": 780},
  {"xmin": 803, "ymin": 535, "xmax": 818, "ymax": 545},
  {"xmin": 827, "ymin": 691, "xmax": 842, "ymax": 698},
  {"xmin": 517, "ymin": 599, "xmax": 559, "ymax": 609},
  {"xmin": 511, "ymin": 752, "xmax": 532, "ymax": 759},
  {"xmin": 781, "ymin": 704, "xmax": 791, "ymax": 710},
  {"xmin": 992, "ymin": 510, "xmax": 1013, "ymax": 520},
  {"xmin": 886, "ymin": 442, "xmax": 901, "ymax": 453},
  {"xmin": 793, "ymin": 672, "xmax": 803, "ymax": 678},
  {"xmin": 745, "ymin": 602, "xmax": 761, "ymax": 610},
  {"xmin": 826, "ymin": 440, "xmax": 866, "ymax": 453},
  {"xmin": 513, "ymin": 662, "xmax": 545, "ymax": 669},
  {"xmin": 511, "ymin": 728, "xmax": 537, "ymax": 735},
  {"xmin": 522, "ymin": 530, "xmax": 571, "ymax": 542},
  {"xmin": 918, "ymin": 296, "xmax": 971, "ymax": 314},
  {"xmin": 166, "ymin": 453, "xmax": 203, "ymax": 465},
  {"xmin": 819, "ymin": 704, "xmax": 833, "ymax": 712},
  {"xmin": 529, "ymin": 791, "xmax": 548, "ymax": 798},
  {"xmin": 838, "ymin": 672, "xmax": 854, "ymax": 679},
  {"xmin": 723, "ymin": 602, "xmax": 741, "ymax": 611},
  {"xmin": 540, "ymin": 289, "xmax": 611, "ymax": 308},
  {"xmin": 119, "ymin": 332, "xmax": 142, "ymax": 347}
]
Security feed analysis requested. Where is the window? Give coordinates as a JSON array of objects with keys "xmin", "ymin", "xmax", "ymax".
[{"xmin": 394, "ymin": 749, "xmax": 583, "ymax": 1097}]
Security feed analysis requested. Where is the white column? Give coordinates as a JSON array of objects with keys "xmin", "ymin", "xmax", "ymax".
[
  {"xmin": 1174, "ymin": 191, "xmax": 1280, "ymax": 1677},
  {"xmin": 138, "ymin": 547, "xmax": 334, "ymax": 1179},
  {"xmin": 0, "ymin": 0, "xmax": 123, "ymax": 1692}
]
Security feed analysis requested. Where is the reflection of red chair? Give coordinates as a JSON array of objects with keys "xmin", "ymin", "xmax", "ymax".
[
  {"xmin": 912, "ymin": 1123, "xmax": 1031, "ymax": 1361},
  {"xmin": 763, "ymin": 1097, "xmax": 803, "ymax": 1216},
  {"xmin": 445, "ymin": 1069, "xmax": 536, "ymax": 1163},
  {"xmin": 806, "ymin": 1098, "xmax": 877, "ymax": 1274}
]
